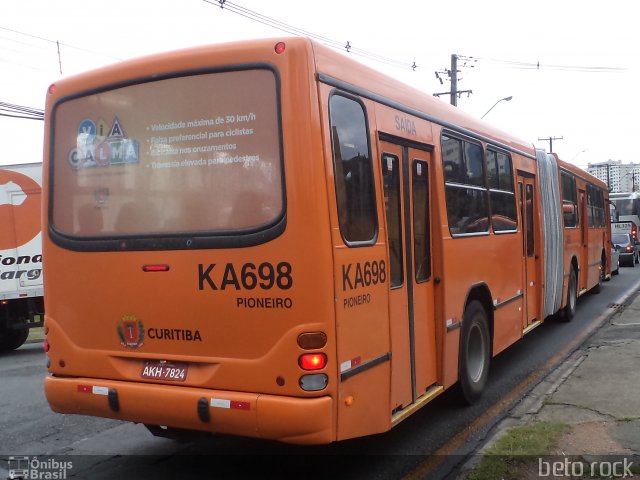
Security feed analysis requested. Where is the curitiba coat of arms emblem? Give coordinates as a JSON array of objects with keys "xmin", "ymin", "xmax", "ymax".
[{"xmin": 117, "ymin": 315, "xmax": 145, "ymax": 349}]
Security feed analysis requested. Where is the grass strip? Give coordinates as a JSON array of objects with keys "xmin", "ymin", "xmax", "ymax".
[{"xmin": 466, "ymin": 421, "xmax": 568, "ymax": 480}]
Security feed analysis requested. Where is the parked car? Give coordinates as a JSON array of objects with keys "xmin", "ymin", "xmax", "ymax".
[
  {"xmin": 612, "ymin": 233, "xmax": 638, "ymax": 267},
  {"xmin": 611, "ymin": 246, "xmax": 620, "ymax": 275}
]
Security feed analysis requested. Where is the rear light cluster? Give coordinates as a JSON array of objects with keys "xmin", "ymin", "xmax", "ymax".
[
  {"xmin": 297, "ymin": 332, "xmax": 328, "ymax": 392},
  {"xmin": 43, "ymin": 325, "xmax": 51, "ymax": 368}
]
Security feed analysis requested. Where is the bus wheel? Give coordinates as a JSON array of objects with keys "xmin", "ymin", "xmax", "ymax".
[
  {"xmin": 459, "ymin": 300, "xmax": 490, "ymax": 405},
  {"xmin": 562, "ymin": 268, "xmax": 577, "ymax": 322}
]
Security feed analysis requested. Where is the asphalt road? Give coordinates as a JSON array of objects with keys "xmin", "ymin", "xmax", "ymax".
[{"xmin": 1, "ymin": 265, "xmax": 639, "ymax": 480}]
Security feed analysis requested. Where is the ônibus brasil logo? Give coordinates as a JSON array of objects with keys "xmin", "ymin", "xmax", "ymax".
[{"xmin": 117, "ymin": 315, "xmax": 145, "ymax": 349}]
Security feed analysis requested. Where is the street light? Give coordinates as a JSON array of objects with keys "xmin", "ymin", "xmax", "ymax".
[{"xmin": 481, "ymin": 96, "xmax": 513, "ymax": 119}]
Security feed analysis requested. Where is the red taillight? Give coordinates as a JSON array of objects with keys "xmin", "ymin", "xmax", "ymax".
[
  {"xmin": 299, "ymin": 353, "xmax": 327, "ymax": 371},
  {"xmin": 142, "ymin": 264, "xmax": 170, "ymax": 272},
  {"xmin": 626, "ymin": 245, "xmax": 633, "ymax": 252},
  {"xmin": 43, "ymin": 339, "xmax": 50, "ymax": 352},
  {"xmin": 48, "ymin": 83, "xmax": 56, "ymax": 94},
  {"xmin": 274, "ymin": 42, "xmax": 286, "ymax": 54}
]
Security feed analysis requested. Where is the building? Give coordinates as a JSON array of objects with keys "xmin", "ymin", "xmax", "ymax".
[{"xmin": 587, "ymin": 160, "xmax": 640, "ymax": 193}]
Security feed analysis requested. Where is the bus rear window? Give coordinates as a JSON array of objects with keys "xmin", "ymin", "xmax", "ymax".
[{"xmin": 50, "ymin": 68, "xmax": 283, "ymax": 248}]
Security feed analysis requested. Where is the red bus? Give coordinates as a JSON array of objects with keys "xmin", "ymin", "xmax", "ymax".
[{"xmin": 43, "ymin": 37, "xmax": 610, "ymax": 444}]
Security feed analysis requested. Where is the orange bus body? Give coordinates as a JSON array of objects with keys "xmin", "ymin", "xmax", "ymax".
[{"xmin": 43, "ymin": 38, "xmax": 610, "ymax": 444}]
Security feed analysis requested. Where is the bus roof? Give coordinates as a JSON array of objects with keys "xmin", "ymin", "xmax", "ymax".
[{"xmin": 309, "ymin": 39, "xmax": 537, "ymax": 158}]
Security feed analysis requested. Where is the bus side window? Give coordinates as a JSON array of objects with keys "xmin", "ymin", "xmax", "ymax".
[
  {"xmin": 381, "ymin": 154, "xmax": 403, "ymax": 287},
  {"xmin": 561, "ymin": 172, "xmax": 578, "ymax": 228},
  {"xmin": 487, "ymin": 150, "xmax": 517, "ymax": 232},
  {"xmin": 587, "ymin": 184, "xmax": 606, "ymax": 228},
  {"xmin": 526, "ymin": 184, "xmax": 535, "ymax": 256},
  {"xmin": 413, "ymin": 160, "xmax": 431, "ymax": 282},
  {"xmin": 442, "ymin": 134, "xmax": 489, "ymax": 235},
  {"xmin": 329, "ymin": 94, "xmax": 377, "ymax": 244}
]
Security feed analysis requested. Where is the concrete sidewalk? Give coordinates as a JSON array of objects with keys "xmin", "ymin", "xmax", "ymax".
[{"xmin": 460, "ymin": 287, "xmax": 640, "ymax": 477}]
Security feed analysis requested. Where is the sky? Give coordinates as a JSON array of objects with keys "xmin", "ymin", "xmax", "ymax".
[{"xmin": 1, "ymin": 0, "xmax": 639, "ymax": 169}]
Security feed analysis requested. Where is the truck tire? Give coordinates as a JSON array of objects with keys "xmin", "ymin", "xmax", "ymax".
[
  {"xmin": 458, "ymin": 300, "xmax": 490, "ymax": 404},
  {"xmin": 0, "ymin": 328, "xmax": 29, "ymax": 352}
]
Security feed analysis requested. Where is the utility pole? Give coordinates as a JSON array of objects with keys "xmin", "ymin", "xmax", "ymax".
[
  {"xmin": 450, "ymin": 54, "xmax": 458, "ymax": 106},
  {"xmin": 433, "ymin": 54, "xmax": 474, "ymax": 106},
  {"xmin": 538, "ymin": 136, "xmax": 563, "ymax": 153}
]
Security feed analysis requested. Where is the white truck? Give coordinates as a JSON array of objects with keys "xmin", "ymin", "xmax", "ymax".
[{"xmin": 0, "ymin": 163, "xmax": 44, "ymax": 352}]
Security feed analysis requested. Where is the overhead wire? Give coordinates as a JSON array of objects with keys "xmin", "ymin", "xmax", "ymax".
[
  {"xmin": 204, "ymin": 1, "xmax": 631, "ymax": 74},
  {"xmin": 474, "ymin": 56, "xmax": 626, "ymax": 73},
  {"xmin": 0, "ymin": 102, "xmax": 44, "ymax": 121},
  {"xmin": 0, "ymin": 26, "xmax": 122, "ymax": 61},
  {"xmin": 203, "ymin": 0, "xmax": 417, "ymax": 70}
]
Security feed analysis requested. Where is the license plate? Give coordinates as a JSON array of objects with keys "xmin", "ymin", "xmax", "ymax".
[{"xmin": 141, "ymin": 360, "xmax": 188, "ymax": 382}]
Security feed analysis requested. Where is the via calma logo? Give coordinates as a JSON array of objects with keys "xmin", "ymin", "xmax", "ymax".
[{"xmin": 68, "ymin": 117, "xmax": 139, "ymax": 171}]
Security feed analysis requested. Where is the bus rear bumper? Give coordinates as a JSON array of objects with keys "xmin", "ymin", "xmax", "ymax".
[{"xmin": 44, "ymin": 375, "xmax": 334, "ymax": 445}]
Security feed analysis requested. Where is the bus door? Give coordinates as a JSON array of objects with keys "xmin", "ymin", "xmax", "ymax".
[
  {"xmin": 579, "ymin": 189, "xmax": 589, "ymax": 290},
  {"xmin": 379, "ymin": 138, "xmax": 437, "ymax": 412},
  {"xmin": 518, "ymin": 174, "xmax": 538, "ymax": 328}
]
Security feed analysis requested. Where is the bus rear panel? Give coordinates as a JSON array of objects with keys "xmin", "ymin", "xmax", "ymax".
[{"xmin": 43, "ymin": 39, "xmax": 361, "ymax": 444}]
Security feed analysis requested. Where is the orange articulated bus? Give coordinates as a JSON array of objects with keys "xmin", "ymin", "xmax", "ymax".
[{"xmin": 43, "ymin": 38, "xmax": 610, "ymax": 445}]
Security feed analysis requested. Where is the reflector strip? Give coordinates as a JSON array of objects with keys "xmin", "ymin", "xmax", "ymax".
[
  {"xmin": 340, "ymin": 356, "xmax": 361, "ymax": 373},
  {"xmin": 77, "ymin": 384, "xmax": 108, "ymax": 395},
  {"xmin": 142, "ymin": 264, "xmax": 170, "ymax": 272},
  {"xmin": 93, "ymin": 386, "xmax": 109, "ymax": 395},
  {"xmin": 210, "ymin": 398, "xmax": 250, "ymax": 411}
]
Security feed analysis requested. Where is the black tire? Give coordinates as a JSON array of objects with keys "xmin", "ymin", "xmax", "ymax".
[
  {"xmin": 144, "ymin": 424, "xmax": 205, "ymax": 442},
  {"xmin": 636, "ymin": 252, "xmax": 639, "ymax": 264},
  {"xmin": 458, "ymin": 300, "xmax": 490, "ymax": 405},
  {"xmin": 0, "ymin": 328, "xmax": 29, "ymax": 353},
  {"xmin": 562, "ymin": 267, "xmax": 577, "ymax": 322}
]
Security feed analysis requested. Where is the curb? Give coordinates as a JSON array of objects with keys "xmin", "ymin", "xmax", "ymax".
[{"xmin": 457, "ymin": 282, "xmax": 640, "ymax": 477}]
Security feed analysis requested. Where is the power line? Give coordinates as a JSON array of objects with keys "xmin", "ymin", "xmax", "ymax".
[
  {"xmin": 475, "ymin": 56, "xmax": 626, "ymax": 73},
  {"xmin": 203, "ymin": 0, "xmax": 418, "ymax": 71},
  {"xmin": 0, "ymin": 26, "xmax": 121, "ymax": 60},
  {"xmin": 0, "ymin": 101, "xmax": 44, "ymax": 121}
]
